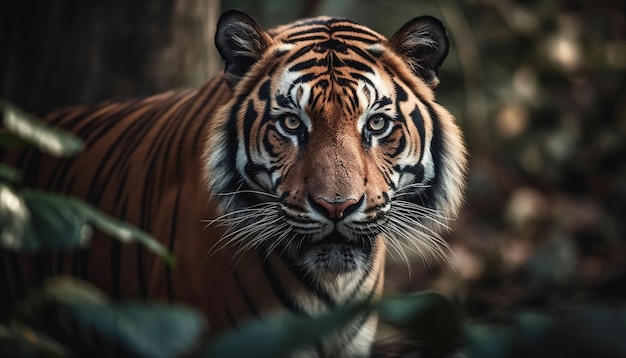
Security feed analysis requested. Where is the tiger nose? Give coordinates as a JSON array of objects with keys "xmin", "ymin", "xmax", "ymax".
[{"xmin": 312, "ymin": 197, "xmax": 359, "ymax": 220}]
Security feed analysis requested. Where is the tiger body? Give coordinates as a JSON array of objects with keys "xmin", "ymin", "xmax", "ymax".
[{"xmin": 1, "ymin": 10, "xmax": 467, "ymax": 357}]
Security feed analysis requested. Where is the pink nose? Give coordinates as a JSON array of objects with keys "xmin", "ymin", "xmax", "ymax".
[{"xmin": 314, "ymin": 198, "xmax": 358, "ymax": 220}]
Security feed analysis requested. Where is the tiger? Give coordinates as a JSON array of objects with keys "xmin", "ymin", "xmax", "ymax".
[{"xmin": 0, "ymin": 9, "xmax": 467, "ymax": 357}]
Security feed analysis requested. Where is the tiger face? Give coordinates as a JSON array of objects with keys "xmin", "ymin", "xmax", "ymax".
[{"xmin": 206, "ymin": 11, "xmax": 466, "ymax": 285}]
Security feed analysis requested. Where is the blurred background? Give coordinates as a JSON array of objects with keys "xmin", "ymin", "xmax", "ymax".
[{"xmin": 1, "ymin": 0, "xmax": 625, "ymax": 354}]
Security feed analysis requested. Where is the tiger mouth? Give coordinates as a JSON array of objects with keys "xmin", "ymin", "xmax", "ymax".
[
  {"xmin": 296, "ymin": 231, "xmax": 373, "ymax": 273},
  {"xmin": 300, "ymin": 231, "xmax": 372, "ymax": 252}
]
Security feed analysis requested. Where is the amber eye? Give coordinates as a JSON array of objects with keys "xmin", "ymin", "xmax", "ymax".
[
  {"xmin": 280, "ymin": 114, "xmax": 302, "ymax": 132},
  {"xmin": 367, "ymin": 115, "xmax": 390, "ymax": 134}
]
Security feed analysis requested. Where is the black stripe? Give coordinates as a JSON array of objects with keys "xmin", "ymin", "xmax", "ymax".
[
  {"xmin": 421, "ymin": 102, "xmax": 444, "ymax": 210},
  {"xmin": 110, "ymin": 240, "xmax": 122, "ymax": 299},
  {"xmin": 335, "ymin": 34, "xmax": 379, "ymax": 44},
  {"xmin": 342, "ymin": 59, "xmax": 373, "ymax": 73},
  {"xmin": 285, "ymin": 27, "xmax": 329, "ymax": 40},
  {"xmin": 242, "ymin": 99, "xmax": 257, "ymax": 154},
  {"xmin": 279, "ymin": 253, "xmax": 345, "ymax": 309},
  {"xmin": 380, "ymin": 126, "xmax": 406, "ymax": 158},
  {"xmin": 165, "ymin": 188, "xmax": 182, "ymax": 302},
  {"xmin": 0, "ymin": 253, "xmax": 11, "ymax": 313},
  {"xmin": 1, "ymin": 253, "xmax": 22, "ymax": 312},
  {"xmin": 10, "ymin": 253, "xmax": 25, "ymax": 301},
  {"xmin": 289, "ymin": 59, "xmax": 319, "ymax": 72},
  {"xmin": 137, "ymin": 246, "xmax": 147, "ymax": 299},
  {"xmin": 161, "ymin": 96, "xmax": 195, "ymax": 186},
  {"xmin": 190, "ymin": 79, "xmax": 229, "ymax": 156},
  {"xmin": 56, "ymin": 251, "xmax": 65, "ymax": 273},
  {"xmin": 225, "ymin": 306, "xmax": 237, "ymax": 327},
  {"xmin": 234, "ymin": 270, "xmax": 261, "ymax": 317},
  {"xmin": 331, "ymin": 25, "xmax": 379, "ymax": 39},
  {"xmin": 19, "ymin": 151, "xmax": 41, "ymax": 188},
  {"xmin": 285, "ymin": 44, "xmax": 315, "ymax": 64},
  {"xmin": 348, "ymin": 46, "xmax": 378, "ymax": 64},
  {"xmin": 261, "ymin": 254, "xmax": 307, "ymax": 316},
  {"xmin": 285, "ymin": 35, "xmax": 329, "ymax": 43},
  {"xmin": 140, "ymin": 157, "xmax": 159, "ymax": 231},
  {"xmin": 33, "ymin": 253, "xmax": 45, "ymax": 285},
  {"xmin": 72, "ymin": 249, "xmax": 90, "ymax": 281},
  {"xmin": 411, "ymin": 106, "xmax": 426, "ymax": 164},
  {"xmin": 43, "ymin": 252, "xmax": 53, "ymax": 279}
]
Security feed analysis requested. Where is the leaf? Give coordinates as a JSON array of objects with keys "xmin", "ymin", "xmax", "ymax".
[
  {"xmin": 15, "ymin": 277, "xmax": 207, "ymax": 358},
  {"xmin": 204, "ymin": 301, "xmax": 372, "ymax": 357},
  {"xmin": 462, "ymin": 307, "xmax": 626, "ymax": 358},
  {"xmin": 377, "ymin": 292, "xmax": 462, "ymax": 356},
  {"xmin": 0, "ymin": 183, "xmax": 30, "ymax": 250},
  {"xmin": 0, "ymin": 164, "xmax": 20, "ymax": 183},
  {"xmin": 0, "ymin": 130, "xmax": 32, "ymax": 149},
  {"xmin": 0, "ymin": 322, "xmax": 69, "ymax": 358},
  {"xmin": 0, "ymin": 100, "xmax": 83, "ymax": 157},
  {"xmin": 17, "ymin": 188, "xmax": 93, "ymax": 251},
  {"xmin": 74, "ymin": 198, "xmax": 176, "ymax": 267},
  {"xmin": 0, "ymin": 188, "xmax": 174, "ymax": 266}
]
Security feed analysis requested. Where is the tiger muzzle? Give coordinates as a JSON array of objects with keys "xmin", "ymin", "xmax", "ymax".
[{"xmin": 309, "ymin": 195, "xmax": 362, "ymax": 221}]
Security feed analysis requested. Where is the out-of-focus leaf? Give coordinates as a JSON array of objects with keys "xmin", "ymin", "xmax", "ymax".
[
  {"xmin": 17, "ymin": 188, "xmax": 92, "ymax": 251},
  {"xmin": 462, "ymin": 307, "xmax": 626, "ymax": 358},
  {"xmin": 0, "ymin": 183, "xmax": 30, "ymax": 250},
  {"xmin": 377, "ymin": 292, "xmax": 462, "ymax": 356},
  {"xmin": 206, "ymin": 292, "xmax": 462, "ymax": 357},
  {"xmin": 0, "ymin": 188, "xmax": 174, "ymax": 266},
  {"xmin": 0, "ymin": 164, "xmax": 20, "ymax": 183},
  {"xmin": 75, "ymin": 198, "xmax": 176, "ymax": 267},
  {"xmin": 0, "ymin": 130, "xmax": 31, "ymax": 149},
  {"xmin": 204, "ymin": 300, "xmax": 371, "ymax": 358},
  {"xmin": 0, "ymin": 100, "xmax": 83, "ymax": 157},
  {"xmin": 15, "ymin": 277, "xmax": 207, "ymax": 358},
  {"xmin": 0, "ymin": 323, "xmax": 69, "ymax": 358}
]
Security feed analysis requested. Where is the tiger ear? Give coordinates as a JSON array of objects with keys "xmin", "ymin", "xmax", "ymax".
[
  {"xmin": 215, "ymin": 10, "xmax": 271, "ymax": 88},
  {"xmin": 390, "ymin": 16, "xmax": 449, "ymax": 89}
]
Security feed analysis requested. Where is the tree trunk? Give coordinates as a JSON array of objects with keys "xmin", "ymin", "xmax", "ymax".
[{"xmin": 0, "ymin": 0, "xmax": 220, "ymax": 113}]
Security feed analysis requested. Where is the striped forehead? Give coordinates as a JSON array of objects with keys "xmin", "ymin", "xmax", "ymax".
[
  {"xmin": 274, "ymin": 65, "xmax": 391, "ymax": 113},
  {"xmin": 270, "ymin": 18, "xmax": 390, "ymax": 115},
  {"xmin": 271, "ymin": 17, "xmax": 385, "ymax": 44}
]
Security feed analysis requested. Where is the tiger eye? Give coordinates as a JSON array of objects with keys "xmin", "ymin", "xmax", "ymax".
[
  {"xmin": 282, "ymin": 115, "xmax": 302, "ymax": 131},
  {"xmin": 367, "ymin": 115, "xmax": 387, "ymax": 132}
]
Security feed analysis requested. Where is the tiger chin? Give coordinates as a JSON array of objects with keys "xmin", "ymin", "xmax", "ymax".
[
  {"xmin": 204, "ymin": 10, "xmax": 467, "ymax": 357},
  {"xmin": 2, "ymin": 9, "xmax": 467, "ymax": 358}
]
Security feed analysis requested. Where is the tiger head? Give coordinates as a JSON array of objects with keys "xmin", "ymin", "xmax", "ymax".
[{"xmin": 205, "ymin": 10, "xmax": 467, "ymax": 281}]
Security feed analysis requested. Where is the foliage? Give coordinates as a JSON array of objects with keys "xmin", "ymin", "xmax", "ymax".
[
  {"xmin": 0, "ymin": 102, "xmax": 174, "ymax": 263},
  {"xmin": 0, "ymin": 102, "xmax": 182, "ymax": 356}
]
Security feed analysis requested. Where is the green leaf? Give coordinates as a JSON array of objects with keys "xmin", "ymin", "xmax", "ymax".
[
  {"xmin": 15, "ymin": 277, "xmax": 207, "ymax": 358},
  {"xmin": 0, "ymin": 188, "xmax": 174, "ymax": 266},
  {"xmin": 204, "ymin": 301, "xmax": 372, "ymax": 357},
  {"xmin": 18, "ymin": 188, "xmax": 93, "ymax": 251},
  {"xmin": 0, "ymin": 100, "xmax": 83, "ymax": 157},
  {"xmin": 0, "ymin": 323, "xmax": 69, "ymax": 358},
  {"xmin": 0, "ymin": 164, "xmax": 20, "ymax": 183},
  {"xmin": 0, "ymin": 183, "xmax": 30, "ymax": 250},
  {"xmin": 74, "ymin": 199, "xmax": 176, "ymax": 267},
  {"xmin": 0, "ymin": 130, "xmax": 32, "ymax": 149},
  {"xmin": 463, "ymin": 307, "xmax": 626, "ymax": 358},
  {"xmin": 377, "ymin": 292, "xmax": 462, "ymax": 356}
]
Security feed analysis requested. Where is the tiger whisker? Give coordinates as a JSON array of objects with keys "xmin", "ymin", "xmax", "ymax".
[
  {"xmin": 390, "ymin": 182, "xmax": 431, "ymax": 197},
  {"xmin": 206, "ymin": 202, "xmax": 280, "ymax": 255},
  {"xmin": 392, "ymin": 203, "xmax": 450, "ymax": 221},
  {"xmin": 214, "ymin": 189, "xmax": 280, "ymax": 199},
  {"xmin": 385, "ymin": 211, "xmax": 453, "ymax": 270}
]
